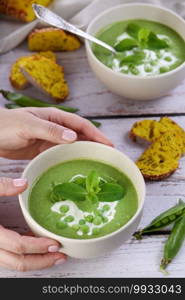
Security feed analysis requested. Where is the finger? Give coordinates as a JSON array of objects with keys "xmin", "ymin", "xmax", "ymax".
[
  {"xmin": 0, "ymin": 177, "xmax": 27, "ymax": 196},
  {"xmin": 0, "ymin": 226, "xmax": 61, "ymax": 254},
  {"xmin": 27, "ymin": 108, "xmax": 113, "ymax": 146},
  {"xmin": 49, "ymin": 110, "xmax": 113, "ymax": 146},
  {"xmin": 0, "ymin": 249, "xmax": 67, "ymax": 272},
  {"xmin": 27, "ymin": 117, "xmax": 77, "ymax": 145}
]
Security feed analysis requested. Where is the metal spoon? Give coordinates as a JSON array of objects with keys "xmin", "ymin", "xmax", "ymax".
[{"xmin": 32, "ymin": 4, "xmax": 116, "ymax": 54}]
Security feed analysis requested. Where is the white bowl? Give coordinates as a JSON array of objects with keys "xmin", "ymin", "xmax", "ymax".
[
  {"xmin": 85, "ymin": 3, "xmax": 185, "ymax": 100},
  {"xmin": 19, "ymin": 141, "xmax": 145, "ymax": 259}
]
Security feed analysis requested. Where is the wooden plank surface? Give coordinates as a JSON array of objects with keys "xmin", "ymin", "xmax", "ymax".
[
  {"xmin": 1, "ymin": 44, "xmax": 185, "ymax": 117},
  {"xmin": 0, "ymin": 116, "xmax": 185, "ymax": 278}
]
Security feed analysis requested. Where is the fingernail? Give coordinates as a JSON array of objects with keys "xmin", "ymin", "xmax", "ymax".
[
  {"xmin": 55, "ymin": 258, "xmax": 66, "ymax": 265},
  {"xmin": 13, "ymin": 178, "xmax": 27, "ymax": 187},
  {"xmin": 62, "ymin": 130, "xmax": 77, "ymax": 141},
  {"xmin": 48, "ymin": 245, "xmax": 60, "ymax": 253}
]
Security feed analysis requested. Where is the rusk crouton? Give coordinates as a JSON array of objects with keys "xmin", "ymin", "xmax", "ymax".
[
  {"xmin": 130, "ymin": 117, "xmax": 185, "ymax": 154},
  {"xmin": 20, "ymin": 56, "xmax": 69, "ymax": 102},
  {"xmin": 0, "ymin": 0, "xmax": 52, "ymax": 22},
  {"xmin": 28, "ymin": 28, "xmax": 81, "ymax": 52},
  {"xmin": 10, "ymin": 51, "xmax": 56, "ymax": 90},
  {"xmin": 136, "ymin": 131, "xmax": 183, "ymax": 180}
]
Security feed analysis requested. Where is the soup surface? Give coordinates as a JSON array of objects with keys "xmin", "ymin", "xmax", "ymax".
[
  {"xmin": 29, "ymin": 159, "xmax": 138, "ymax": 239},
  {"xmin": 93, "ymin": 19, "xmax": 185, "ymax": 76}
]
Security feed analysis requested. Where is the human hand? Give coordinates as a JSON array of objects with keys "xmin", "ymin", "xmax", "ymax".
[
  {"xmin": 0, "ymin": 177, "xmax": 66, "ymax": 271},
  {"xmin": 0, "ymin": 107, "xmax": 113, "ymax": 159}
]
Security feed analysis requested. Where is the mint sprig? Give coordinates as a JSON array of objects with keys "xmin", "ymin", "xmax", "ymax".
[
  {"xmin": 114, "ymin": 23, "xmax": 169, "ymax": 56},
  {"xmin": 51, "ymin": 170, "xmax": 125, "ymax": 203}
]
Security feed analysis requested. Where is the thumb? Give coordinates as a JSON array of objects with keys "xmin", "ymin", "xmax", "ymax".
[
  {"xmin": 0, "ymin": 178, "xmax": 28, "ymax": 197},
  {"xmin": 30, "ymin": 119, "xmax": 77, "ymax": 144}
]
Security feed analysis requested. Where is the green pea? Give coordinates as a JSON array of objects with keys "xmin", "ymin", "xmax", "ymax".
[
  {"xmin": 56, "ymin": 221, "xmax": 67, "ymax": 229},
  {"xmin": 92, "ymin": 228, "xmax": 100, "ymax": 235},
  {"xmin": 161, "ymin": 218, "xmax": 169, "ymax": 225},
  {"xmin": 144, "ymin": 65, "xmax": 152, "ymax": 73},
  {"xmin": 160, "ymin": 66, "xmax": 168, "ymax": 74},
  {"xmin": 93, "ymin": 216, "xmax": 102, "ymax": 226},
  {"xmin": 80, "ymin": 224, "xmax": 89, "ymax": 234},
  {"xmin": 64, "ymin": 215, "xmax": 74, "ymax": 223},
  {"xmin": 72, "ymin": 224, "xmax": 80, "ymax": 231},
  {"xmin": 169, "ymin": 215, "xmax": 176, "ymax": 221},
  {"xmin": 102, "ymin": 216, "xmax": 108, "ymax": 223},
  {"xmin": 130, "ymin": 66, "xmax": 139, "ymax": 75},
  {"xmin": 154, "ymin": 222, "xmax": 161, "ymax": 228},
  {"xmin": 151, "ymin": 60, "xmax": 157, "ymax": 66},
  {"xmin": 102, "ymin": 205, "xmax": 110, "ymax": 212},
  {"xmin": 79, "ymin": 219, "xmax": 86, "ymax": 225},
  {"xmin": 60, "ymin": 205, "xmax": 69, "ymax": 213},
  {"xmin": 94, "ymin": 210, "xmax": 102, "ymax": 217},
  {"xmin": 85, "ymin": 215, "xmax": 94, "ymax": 223},
  {"xmin": 164, "ymin": 56, "xmax": 172, "ymax": 62}
]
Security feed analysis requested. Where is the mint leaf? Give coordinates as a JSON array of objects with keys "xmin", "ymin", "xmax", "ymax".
[
  {"xmin": 53, "ymin": 183, "xmax": 86, "ymax": 202},
  {"xmin": 126, "ymin": 23, "xmax": 141, "ymax": 39},
  {"xmin": 120, "ymin": 52, "xmax": 145, "ymax": 66},
  {"xmin": 147, "ymin": 32, "xmax": 169, "ymax": 49},
  {"xmin": 86, "ymin": 170, "xmax": 100, "ymax": 194},
  {"xmin": 98, "ymin": 183, "xmax": 125, "ymax": 202},
  {"xmin": 138, "ymin": 28, "xmax": 150, "ymax": 48},
  {"xmin": 115, "ymin": 38, "xmax": 138, "ymax": 51},
  {"xmin": 71, "ymin": 176, "xmax": 86, "ymax": 187}
]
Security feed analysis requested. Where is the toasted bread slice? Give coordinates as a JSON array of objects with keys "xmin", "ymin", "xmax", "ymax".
[
  {"xmin": 136, "ymin": 131, "xmax": 183, "ymax": 180},
  {"xmin": 9, "ymin": 51, "xmax": 56, "ymax": 90},
  {"xmin": 130, "ymin": 117, "xmax": 185, "ymax": 154},
  {"xmin": 1, "ymin": 0, "xmax": 52, "ymax": 22},
  {"xmin": 20, "ymin": 55, "xmax": 69, "ymax": 102},
  {"xmin": 28, "ymin": 27, "xmax": 81, "ymax": 52}
]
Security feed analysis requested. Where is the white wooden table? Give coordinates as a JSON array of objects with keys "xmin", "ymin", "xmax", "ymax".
[{"xmin": 1, "ymin": 43, "xmax": 185, "ymax": 278}]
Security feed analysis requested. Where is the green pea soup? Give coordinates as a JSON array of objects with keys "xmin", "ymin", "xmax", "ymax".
[
  {"xmin": 29, "ymin": 159, "xmax": 138, "ymax": 239},
  {"xmin": 93, "ymin": 19, "xmax": 185, "ymax": 76}
]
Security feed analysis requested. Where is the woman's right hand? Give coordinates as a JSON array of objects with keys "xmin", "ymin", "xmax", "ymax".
[{"xmin": 0, "ymin": 177, "xmax": 67, "ymax": 272}]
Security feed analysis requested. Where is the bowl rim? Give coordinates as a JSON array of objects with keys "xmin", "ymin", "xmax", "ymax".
[
  {"xmin": 19, "ymin": 141, "xmax": 146, "ymax": 244},
  {"xmin": 85, "ymin": 2, "xmax": 185, "ymax": 80}
]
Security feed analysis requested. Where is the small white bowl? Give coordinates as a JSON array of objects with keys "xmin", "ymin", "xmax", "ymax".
[
  {"xmin": 19, "ymin": 141, "xmax": 145, "ymax": 259},
  {"xmin": 85, "ymin": 3, "xmax": 185, "ymax": 100}
]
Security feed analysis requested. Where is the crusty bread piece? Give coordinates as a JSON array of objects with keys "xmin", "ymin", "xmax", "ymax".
[
  {"xmin": 0, "ymin": 0, "xmax": 52, "ymax": 22},
  {"xmin": 10, "ymin": 51, "xmax": 56, "ymax": 90},
  {"xmin": 130, "ymin": 120, "xmax": 157, "ymax": 142},
  {"xmin": 136, "ymin": 131, "xmax": 183, "ymax": 180},
  {"xmin": 28, "ymin": 27, "xmax": 81, "ymax": 52},
  {"xmin": 20, "ymin": 55, "xmax": 69, "ymax": 102},
  {"xmin": 130, "ymin": 117, "xmax": 185, "ymax": 154}
]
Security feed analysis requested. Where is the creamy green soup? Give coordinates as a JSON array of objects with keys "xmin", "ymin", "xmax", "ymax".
[
  {"xmin": 93, "ymin": 19, "xmax": 185, "ymax": 76},
  {"xmin": 29, "ymin": 159, "xmax": 138, "ymax": 239}
]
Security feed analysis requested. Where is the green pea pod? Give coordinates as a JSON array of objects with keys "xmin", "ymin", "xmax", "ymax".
[
  {"xmin": 160, "ymin": 215, "xmax": 185, "ymax": 274},
  {"xmin": 134, "ymin": 199, "xmax": 185, "ymax": 239},
  {"xmin": 0, "ymin": 89, "xmax": 78, "ymax": 113},
  {"xmin": 2, "ymin": 90, "xmax": 102, "ymax": 128}
]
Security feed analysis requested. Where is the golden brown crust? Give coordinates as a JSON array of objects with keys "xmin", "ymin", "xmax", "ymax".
[
  {"xmin": 0, "ymin": 1, "xmax": 52, "ymax": 22},
  {"xmin": 20, "ymin": 55, "xmax": 69, "ymax": 102},
  {"xmin": 141, "ymin": 168, "xmax": 177, "ymax": 181},
  {"xmin": 28, "ymin": 27, "xmax": 81, "ymax": 52}
]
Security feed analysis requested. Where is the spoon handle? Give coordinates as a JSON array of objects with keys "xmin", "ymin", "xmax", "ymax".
[{"xmin": 32, "ymin": 4, "xmax": 116, "ymax": 54}]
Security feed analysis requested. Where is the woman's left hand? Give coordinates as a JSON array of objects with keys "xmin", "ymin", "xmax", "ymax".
[{"xmin": 0, "ymin": 107, "xmax": 113, "ymax": 159}]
